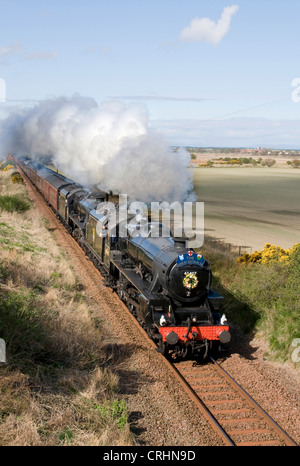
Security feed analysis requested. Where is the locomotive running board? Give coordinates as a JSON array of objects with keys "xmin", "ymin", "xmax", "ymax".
[
  {"xmin": 120, "ymin": 269, "xmax": 152, "ymax": 298},
  {"xmin": 112, "ymin": 260, "xmax": 153, "ymax": 300}
]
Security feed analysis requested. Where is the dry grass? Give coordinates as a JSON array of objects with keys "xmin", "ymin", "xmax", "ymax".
[{"xmin": 0, "ymin": 167, "xmax": 134, "ymax": 446}]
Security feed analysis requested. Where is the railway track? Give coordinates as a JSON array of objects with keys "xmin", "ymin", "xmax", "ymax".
[
  {"xmin": 18, "ymin": 165, "xmax": 298, "ymax": 447},
  {"xmin": 172, "ymin": 357, "xmax": 298, "ymax": 446}
]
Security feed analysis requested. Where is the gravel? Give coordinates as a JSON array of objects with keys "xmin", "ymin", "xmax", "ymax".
[{"xmin": 217, "ymin": 326, "xmax": 300, "ymax": 445}]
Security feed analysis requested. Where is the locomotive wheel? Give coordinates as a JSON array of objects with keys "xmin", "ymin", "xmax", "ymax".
[
  {"xmin": 117, "ymin": 288, "xmax": 124, "ymax": 301},
  {"xmin": 157, "ymin": 339, "xmax": 169, "ymax": 357},
  {"xmin": 146, "ymin": 324, "xmax": 157, "ymax": 340}
]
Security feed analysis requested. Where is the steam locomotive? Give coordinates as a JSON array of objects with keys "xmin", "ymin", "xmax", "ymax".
[{"xmin": 15, "ymin": 156, "xmax": 231, "ymax": 359}]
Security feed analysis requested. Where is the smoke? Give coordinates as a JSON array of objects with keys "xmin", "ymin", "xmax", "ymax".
[{"xmin": 0, "ymin": 95, "xmax": 194, "ymax": 201}]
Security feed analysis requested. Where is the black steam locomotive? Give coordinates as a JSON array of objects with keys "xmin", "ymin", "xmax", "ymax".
[{"xmin": 16, "ymin": 156, "xmax": 231, "ymax": 359}]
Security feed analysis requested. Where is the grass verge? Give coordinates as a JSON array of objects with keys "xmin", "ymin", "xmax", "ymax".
[
  {"xmin": 0, "ymin": 167, "xmax": 133, "ymax": 446},
  {"xmin": 0, "ymin": 195, "xmax": 30, "ymax": 213},
  {"xmin": 201, "ymin": 241, "xmax": 300, "ymax": 366}
]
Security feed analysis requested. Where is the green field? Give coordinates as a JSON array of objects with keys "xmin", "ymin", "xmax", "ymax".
[{"xmin": 191, "ymin": 167, "xmax": 300, "ymax": 251}]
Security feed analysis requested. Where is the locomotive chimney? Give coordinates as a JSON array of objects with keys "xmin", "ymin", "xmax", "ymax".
[{"xmin": 173, "ymin": 237, "xmax": 188, "ymax": 249}]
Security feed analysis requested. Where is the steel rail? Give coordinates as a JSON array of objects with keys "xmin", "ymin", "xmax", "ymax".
[
  {"xmin": 209, "ymin": 357, "xmax": 298, "ymax": 446},
  {"xmin": 165, "ymin": 359, "xmax": 236, "ymax": 446}
]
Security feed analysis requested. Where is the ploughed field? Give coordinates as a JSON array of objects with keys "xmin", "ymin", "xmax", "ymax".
[{"xmin": 192, "ymin": 167, "xmax": 300, "ymax": 251}]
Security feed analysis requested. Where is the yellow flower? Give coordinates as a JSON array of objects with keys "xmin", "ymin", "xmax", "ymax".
[{"xmin": 237, "ymin": 243, "xmax": 300, "ymax": 265}]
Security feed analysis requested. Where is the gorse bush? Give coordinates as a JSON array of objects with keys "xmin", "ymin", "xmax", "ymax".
[
  {"xmin": 201, "ymin": 241, "xmax": 300, "ymax": 364},
  {"xmin": 0, "ymin": 160, "xmax": 16, "ymax": 171},
  {"xmin": 234, "ymin": 243, "xmax": 300, "ymax": 361},
  {"xmin": 11, "ymin": 172, "xmax": 24, "ymax": 184},
  {"xmin": 3, "ymin": 165, "xmax": 14, "ymax": 172},
  {"xmin": 237, "ymin": 243, "xmax": 300, "ymax": 264}
]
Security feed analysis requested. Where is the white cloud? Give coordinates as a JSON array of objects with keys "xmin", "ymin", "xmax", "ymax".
[
  {"xmin": 151, "ymin": 117, "xmax": 300, "ymax": 149},
  {"xmin": 24, "ymin": 50, "xmax": 58, "ymax": 61},
  {"xmin": 0, "ymin": 42, "xmax": 58, "ymax": 62},
  {"xmin": 0, "ymin": 41, "xmax": 21, "ymax": 57},
  {"xmin": 110, "ymin": 95, "xmax": 213, "ymax": 103},
  {"xmin": 180, "ymin": 5, "xmax": 239, "ymax": 45}
]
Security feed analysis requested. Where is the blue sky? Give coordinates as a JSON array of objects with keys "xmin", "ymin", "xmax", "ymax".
[{"xmin": 0, "ymin": 0, "xmax": 300, "ymax": 148}]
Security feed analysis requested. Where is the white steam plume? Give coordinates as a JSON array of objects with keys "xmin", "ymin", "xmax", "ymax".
[{"xmin": 0, "ymin": 95, "xmax": 194, "ymax": 202}]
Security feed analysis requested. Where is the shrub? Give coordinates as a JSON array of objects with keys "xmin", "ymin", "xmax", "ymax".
[
  {"xmin": 263, "ymin": 158, "xmax": 276, "ymax": 167},
  {"xmin": 1, "ymin": 160, "xmax": 16, "ymax": 171},
  {"xmin": 3, "ymin": 164, "xmax": 15, "ymax": 172},
  {"xmin": 235, "ymin": 242, "xmax": 300, "ymax": 361},
  {"xmin": 237, "ymin": 243, "xmax": 298, "ymax": 264},
  {"xmin": 11, "ymin": 172, "xmax": 24, "ymax": 184},
  {"xmin": 291, "ymin": 159, "xmax": 300, "ymax": 168}
]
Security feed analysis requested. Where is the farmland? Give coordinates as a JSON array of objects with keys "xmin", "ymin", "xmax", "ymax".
[{"xmin": 192, "ymin": 167, "xmax": 300, "ymax": 252}]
